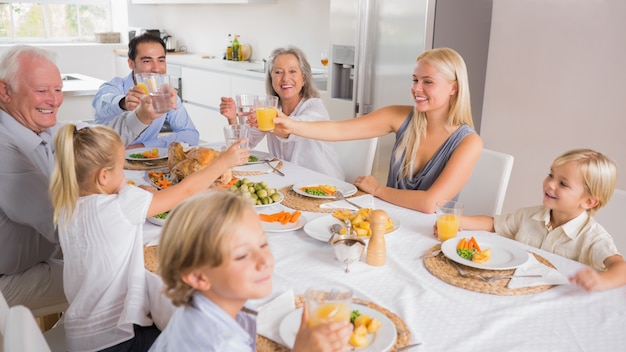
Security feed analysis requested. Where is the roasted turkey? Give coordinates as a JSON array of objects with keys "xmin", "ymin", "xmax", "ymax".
[{"xmin": 167, "ymin": 142, "xmax": 232, "ymax": 186}]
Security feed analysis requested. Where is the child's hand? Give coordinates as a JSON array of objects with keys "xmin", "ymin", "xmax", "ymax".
[
  {"xmin": 569, "ymin": 268, "xmax": 607, "ymax": 292},
  {"xmin": 292, "ymin": 305, "xmax": 352, "ymax": 352},
  {"xmin": 220, "ymin": 139, "xmax": 250, "ymax": 167}
]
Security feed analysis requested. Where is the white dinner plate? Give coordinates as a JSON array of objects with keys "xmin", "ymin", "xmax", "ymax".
[
  {"xmin": 125, "ymin": 147, "xmax": 168, "ymax": 161},
  {"xmin": 260, "ymin": 214, "xmax": 307, "ymax": 233},
  {"xmin": 303, "ymin": 214, "xmax": 400, "ymax": 242},
  {"xmin": 146, "ymin": 213, "xmax": 168, "ymax": 226},
  {"xmin": 441, "ymin": 235, "xmax": 530, "ymax": 270},
  {"xmin": 292, "ymin": 182, "xmax": 357, "ymax": 199},
  {"xmin": 246, "ymin": 150, "xmax": 273, "ymax": 164},
  {"xmin": 278, "ymin": 305, "xmax": 396, "ymax": 351}
]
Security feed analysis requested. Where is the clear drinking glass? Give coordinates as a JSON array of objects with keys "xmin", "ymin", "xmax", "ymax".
[
  {"xmin": 235, "ymin": 94, "xmax": 258, "ymax": 125},
  {"xmin": 255, "ymin": 96, "xmax": 279, "ymax": 132},
  {"xmin": 304, "ymin": 285, "xmax": 352, "ymax": 327},
  {"xmin": 436, "ymin": 200, "xmax": 463, "ymax": 241},
  {"xmin": 135, "ymin": 73, "xmax": 171, "ymax": 114}
]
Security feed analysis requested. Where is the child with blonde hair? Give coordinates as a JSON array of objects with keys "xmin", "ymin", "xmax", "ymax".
[
  {"xmin": 450, "ymin": 148, "xmax": 626, "ymax": 292},
  {"xmin": 49, "ymin": 124, "xmax": 248, "ymax": 351},
  {"xmin": 150, "ymin": 191, "xmax": 352, "ymax": 352}
]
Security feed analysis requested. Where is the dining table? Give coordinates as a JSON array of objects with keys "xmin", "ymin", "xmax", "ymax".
[{"xmin": 126, "ymin": 156, "xmax": 626, "ymax": 352}]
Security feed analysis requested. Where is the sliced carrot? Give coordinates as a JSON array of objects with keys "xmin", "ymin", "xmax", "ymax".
[
  {"xmin": 469, "ymin": 237, "xmax": 481, "ymax": 252},
  {"xmin": 289, "ymin": 211, "xmax": 302, "ymax": 223},
  {"xmin": 456, "ymin": 238, "xmax": 467, "ymax": 250}
]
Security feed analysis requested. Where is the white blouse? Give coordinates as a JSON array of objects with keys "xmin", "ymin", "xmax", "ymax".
[
  {"xmin": 248, "ymin": 98, "xmax": 345, "ymax": 180},
  {"xmin": 59, "ymin": 185, "xmax": 155, "ymax": 351}
]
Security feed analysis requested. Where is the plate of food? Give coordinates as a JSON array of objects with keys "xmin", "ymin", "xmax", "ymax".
[
  {"xmin": 145, "ymin": 170, "xmax": 174, "ymax": 189},
  {"xmin": 292, "ymin": 182, "xmax": 357, "ymax": 199},
  {"xmin": 126, "ymin": 147, "xmax": 168, "ymax": 161},
  {"xmin": 246, "ymin": 150, "xmax": 273, "ymax": 164},
  {"xmin": 441, "ymin": 235, "xmax": 529, "ymax": 270},
  {"xmin": 259, "ymin": 211, "xmax": 307, "ymax": 233},
  {"xmin": 303, "ymin": 213, "xmax": 400, "ymax": 242},
  {"xmin": 146, "ymin": 211, "xmax": 168, "ymax": 226},
  {"xmin": 278, "ymin": 304, "xmax": 396, "ymax": 351}
]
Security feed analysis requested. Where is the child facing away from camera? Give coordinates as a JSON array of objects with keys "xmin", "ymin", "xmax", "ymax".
[
  {"xmin": 149, "ymin": 191, "xmax": 352, "ymax": 352},
  {"xmin": 442, "ymin": 149, "xmax": 626, "ymax": 292},
  {"xmin": 49, "ymin": 124, "xmax": 248, "ymax": 351}
]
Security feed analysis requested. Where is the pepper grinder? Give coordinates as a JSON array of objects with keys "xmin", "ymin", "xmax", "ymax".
[{"xmin": 366, "ymin": 209, "xmax": 388, "ymax": 266}]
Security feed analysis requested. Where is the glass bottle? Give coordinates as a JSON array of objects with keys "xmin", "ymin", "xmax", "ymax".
[
  {"xmin": 226, "ymin": 34, "xmax": 233, "ymax": 60},
  {"xmin": 232, "ymin": 35, "xmax": 240, "ymax": 62}
]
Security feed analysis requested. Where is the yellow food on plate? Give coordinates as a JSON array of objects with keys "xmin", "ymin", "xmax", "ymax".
[
  {"xmin": 349, "ymin": 325, "xmax": 368, "ymax": 347},
  {"xmin": 472, "ymin": 248, "xmax": 491, "ymax": 263},
  {"xmin": 142, "ymin": 148, "xmax": 160, "ymax": 159},
  {"xmin": 353, "ymin": 314, "xmax": 371, "ymax": 328},
  {"xmin": 127, "ymin": 180, "xmax": 136, "ymax": 185},
  {"xmin": 366, "ymin": 317, "xmax": 382, "ymax": 333},
  {"xmin": 333, "ymin": 208, "xmax": 394, "ymax": 237}
]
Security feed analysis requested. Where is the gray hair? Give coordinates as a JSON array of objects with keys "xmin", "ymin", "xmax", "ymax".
[
  {"xmin": 265, "ymin": 46, "xmax": 319, "ymax": 100},
  {"xmin": 0, "ymin": 45, "xmax": 57, "ymax": 91}
]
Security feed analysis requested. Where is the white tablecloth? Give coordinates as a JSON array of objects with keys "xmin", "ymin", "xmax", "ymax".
[{"xmin": 127, "ymin": 161, "xmax": 626, "ymax": 351}]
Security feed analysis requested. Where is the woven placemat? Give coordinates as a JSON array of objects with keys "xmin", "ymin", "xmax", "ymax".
[
  {"xmin": 256, "ymin": 295, "xmax": 411, "ymax": 352},
  {"xmin": 124, "ymin": 158, "xmax": 168, "ymax": 170},
  {"xmin": 279, "ymin": 185, "xmax": 367, "ymax": 213},
  {"xmin": 144, "ymin": 246, "xmax": 158, "ymax": 273},
  {"xmin": 423, "ymin": 244, "xmax": 556, "ymax": 296}
]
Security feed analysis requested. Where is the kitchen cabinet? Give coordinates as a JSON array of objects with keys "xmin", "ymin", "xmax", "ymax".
[
  {"xmin": 132, "ymin": 0, "xmax": 275, "ymax": 4},
  {"xmin": 231, "ymin": 75, "xmax": 266, "ymax": 97},
  {"xmin": 183, "ymin": 102, "xmax": 227, "ymax": 144}
]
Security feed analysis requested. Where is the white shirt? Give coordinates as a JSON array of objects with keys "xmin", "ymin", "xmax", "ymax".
[
  {"xmin": 494, "ymin": 205, "xmax": 619, "ymax": 270},
  {"xmin": 150, "ymin": 292, "xmax": 256, "ymax": 352},
  {"xmin": 248, "ymin": 98, "xmax": 345, "ymax": 180},
  {"xmin": 59, "ymin": 185, "xmax": 154, "ymax": 351}
]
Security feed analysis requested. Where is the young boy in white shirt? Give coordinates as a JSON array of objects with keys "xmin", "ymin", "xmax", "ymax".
[{"xmin": 449, "ymin": 149, "xmax": 626, "ymax": 292}]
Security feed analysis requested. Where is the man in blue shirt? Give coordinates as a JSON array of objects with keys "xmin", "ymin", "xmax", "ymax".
[{"xmin": 93, "ymin": 33, "xmax": 199, "ymax": 149}]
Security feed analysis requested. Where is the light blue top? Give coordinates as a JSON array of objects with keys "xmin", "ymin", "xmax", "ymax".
[
  {"xmin": 92, "ymin": 72, "xmax": 199, "ymax": 148},
  {"xmin": 386, "ymin": 110, "xmax": 475, "ymax": 200},
  {"xmin": 149, "ymin": 292, "xmax": 256, "ymax": 352}
]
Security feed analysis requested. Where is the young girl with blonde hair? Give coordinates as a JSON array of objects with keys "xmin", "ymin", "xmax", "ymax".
[
  {"xmin": 49, "ymin": 124, "xmax": 248, "ymax": 351},
  {"xmin": 150, "ymin": 191, "xmax": 352, "ymax": 352},
  {"xmin": 274, "ymin": 47, "xmax": 482, "ymax": 213}
]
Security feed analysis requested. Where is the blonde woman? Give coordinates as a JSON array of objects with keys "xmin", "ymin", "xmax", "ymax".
[
  {"xmin": 151, "ymin": 191, "xmax": 352, "ymax": 352},
  {"xmin": 274, "ymin": 47, "xmax": 482, "ymax": 213},
  {"xmin": 49, "ymin": 124, "xmax": 247, "ymax": 351}
]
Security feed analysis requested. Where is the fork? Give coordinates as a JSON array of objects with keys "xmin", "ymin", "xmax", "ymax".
[{"xmin": 447, "ymin": 259, "xmax": 542, "ymax": 283}]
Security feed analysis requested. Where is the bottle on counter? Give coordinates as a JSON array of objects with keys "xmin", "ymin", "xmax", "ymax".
[
  {"xmin": 225, "ymin": 34, "xmax": 233, "ymax": 60},
  {"xmin": 232, "ymin": 34, "xmax": 240, "ymax": 61}
]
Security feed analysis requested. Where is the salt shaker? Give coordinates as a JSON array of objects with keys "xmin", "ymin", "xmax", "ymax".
[{"xmin": 366, "ymin": 209, "xmax": 388, "ymax": 266}]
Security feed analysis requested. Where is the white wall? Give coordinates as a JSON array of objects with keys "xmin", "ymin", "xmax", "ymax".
[
  {"xmin": 127, "ymin": 0, "xmax": 330, "ymax": 68},
  {"xmin": 482, "ymin": 0, "xmax": 626, "ymax": 213}
]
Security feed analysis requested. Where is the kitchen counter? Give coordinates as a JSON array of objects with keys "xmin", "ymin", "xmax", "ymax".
[{"xmin": 61, "ymin": 73, "xmax": 106, "ymax": 97}]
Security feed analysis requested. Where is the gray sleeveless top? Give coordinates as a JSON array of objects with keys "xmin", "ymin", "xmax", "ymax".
[{"xmin": 386, "ymin": 110, "xmax": 475, "ymax": 200}]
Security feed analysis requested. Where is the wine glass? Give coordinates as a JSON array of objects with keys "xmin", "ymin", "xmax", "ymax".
[{"xmin": 321, "ymin": 51, "xmax": 329, "ymax": 76}]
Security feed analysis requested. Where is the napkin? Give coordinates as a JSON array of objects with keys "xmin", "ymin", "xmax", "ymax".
[
  {"xmin": 319, "ymin": 194, "xmax": 375, "ymax": 210},
  {"xmin": 256, "ymin": 289, "xmax": 296, "ymax": 346},
  {"xmin": 507, "ymin": 253, "xmax": 569, "ymax": 289}
]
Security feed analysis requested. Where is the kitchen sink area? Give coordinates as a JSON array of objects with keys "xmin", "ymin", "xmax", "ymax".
[{"xmin": 59, "ymin": 73, "xmax": 106, "ymax": 122}]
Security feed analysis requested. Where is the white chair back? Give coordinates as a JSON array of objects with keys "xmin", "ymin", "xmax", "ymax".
[
  {"xmin": 3, "ymin": 305, "xmax": 51, "ymax": 352},
  {"xmin": 594, "ymin": 189, "xmax": 626, "ymax": 255},
  {"xmin": 1, "ymin": 290, "xmax": 9, "ymax": 352},
  {"xmin": 458, "ymin": 149, "xmax": 514, "ymax": 216},
  {"xmin": 332, "ymin": 138, "xmax": 378, "ymax": 183}
]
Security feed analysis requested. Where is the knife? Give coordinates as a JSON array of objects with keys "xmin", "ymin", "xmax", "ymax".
[{"xmin": 265, "ymin": 160, "xmax": 285, "ymax": 176}]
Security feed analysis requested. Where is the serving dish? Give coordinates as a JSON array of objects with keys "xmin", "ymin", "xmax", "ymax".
[{"xmin": 303, "ymin": 214, "xmax": 400, "ymax": 242}]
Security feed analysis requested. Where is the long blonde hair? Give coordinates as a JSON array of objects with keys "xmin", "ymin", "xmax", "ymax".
[
  {"xmin": 552, "ymin": 149, "xmax": 617, "ymax": 215},
  {"xmin": 394, "ymin": 47, "xmax": 474, "ymax": 180},
  {"xmin": 158, "ymin": 191, "xmax": 252, "ymax": 307},
  {"xmin": 49, "ymin": 124, "xmax": 123, "ymax": 225}
]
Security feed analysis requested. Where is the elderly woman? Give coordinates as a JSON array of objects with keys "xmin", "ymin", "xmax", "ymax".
[{"xmin": 220, "ymin": 46, "xmax": 344, "ymax": 180}]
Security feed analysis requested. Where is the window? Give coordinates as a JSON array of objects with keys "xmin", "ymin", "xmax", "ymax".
[{"xmin": 0, "ymin": 0, "xmax": 113, "ymax": 43}]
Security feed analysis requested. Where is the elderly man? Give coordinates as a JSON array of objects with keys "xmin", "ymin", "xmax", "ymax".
[
  {"xmin": 0, "ymin": 45, "xmax": 173, "ymax": 310},
  {"xmin": 93, "ymin": 33, "xmax": 199, "ymax": 149}
]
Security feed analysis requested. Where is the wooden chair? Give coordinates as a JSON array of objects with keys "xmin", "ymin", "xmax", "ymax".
[
  {"xmin": 332, "ymin": 138, "xmax": 378, "ymax": 183},
  {"xmin": 594, "ymin": 189, "xmax": 626, "ymax": 255},
  {"xmin": 458, "ymin": 149, "xmax": 514, "ymax": 216}
]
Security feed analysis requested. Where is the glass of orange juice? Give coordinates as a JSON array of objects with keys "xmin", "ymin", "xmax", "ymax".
[
  {"xmin": 436, "ymin": 200, "xmax": 463, "ymax": 241},
  {"xmin": 255, "ymin": 96, "xmax": 279, "ymax": 132},
  {"xmin": 304, "ymin": 286, "xmax": 352, "ymax": 327}
]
